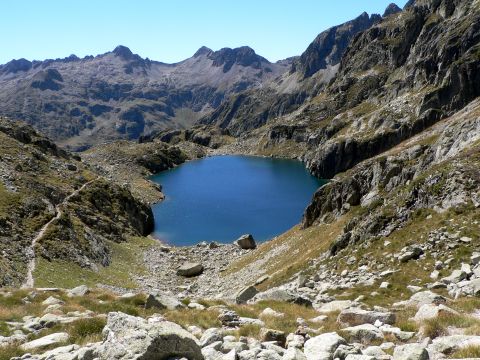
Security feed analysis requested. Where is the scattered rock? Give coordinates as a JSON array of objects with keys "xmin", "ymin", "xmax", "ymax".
[
  {"xmin": 67, "ymin": 285, "xmax": 89, "ymax": 297},
  {"xmin": 304, "ymin": 332, "xmax": 347, "ymax": 360},
  {"xmin": 21, "ymin": 332, "xmax": 69, "ymax": 351},
  {"xmin": 177, "ymin": 262, "xmax": 204, "ymax": 277},
  {"xmin": 144, "ymin": 292, "xmax": 185, "ymax": 310},
  {"xmin": 393, "ymin": 343, "xmax": 429, "ymax": 360},
  {"xmin": 236, "ymin": 286, "xmax": 259, "ymax": 304},
  {"xmin": 235, "ymin": 234, "xmax": 257, "ymax": 249},
  {"xmin": 338, "ymin": 308, "xmax": 396, "ymax": 327}
]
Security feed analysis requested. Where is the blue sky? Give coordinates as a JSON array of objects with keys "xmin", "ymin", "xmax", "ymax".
[{"xmin": 1, "ymin": 0, "xmax": 408, "ymax": 64}]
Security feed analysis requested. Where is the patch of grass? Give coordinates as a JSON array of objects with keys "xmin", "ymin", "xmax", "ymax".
[
  {"xmin": 34, "ymin": 236, "xmax": 156, "ymax": 289},
  {"xmin": 0, "ymin": 344, "xmax": 24, "ymax": 360},
  {"xmin": 67, "ymin": 317, "xmax": 107, "ymax": 345},
  {"xmin": 422, "ymin": 313, "xmax": 479, "ymax": 339},
  {"xmin": 237, "ymin": 324, "xmax": 262, "ymax": 338},
  {"xmin": 450, "ymin": 345, "xmax": 480, "ymax": 359},
  {"xmin": 163, "ymin": 309, "xmax": 221, "ymax": 330}
]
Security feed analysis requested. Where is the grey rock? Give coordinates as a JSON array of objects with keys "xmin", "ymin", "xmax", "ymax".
[
  {"xmin": 200, "ymin": 328, "xmax": 224, "ymax": 347},
  {"xmin": 144, "ymin": 292, "xmax": 185, "ymax": 310},
  {"xmin": 304, "ymin": 332, "xmax": 347, "ymax": 360},
  {"xmin": 91, "ymin": 312, "xmax": 203, "ymax": 360},
  {"xmin": 21, "ymin": 332, "xmax": 70, "ymax": 351},
  {"xmin": 282, "ymin": 347, "xmax": 307, "ymax": 360},
  {"xmin": 235, "ymin": 234, "xmax": 257, "ymax": 249},
  {"xmin": 393, "ymin": 343, "xmax": 429, "ymax": 360},
  {"xmin": 67, "ymin": 285, "xmax": 89, "ymax": 297},
  {"xmin": 177, "ymin": 262, "xmax": 204, "ymax": 277},
  {"xmin": 236, "ymin": 286, "xmax": 258, "ymax": 304},
  {"xmin": 337, "ymin": 308, "xmax": 396, "ymax": 326},
  {"xmin": 342, "ymin": 324, "xmax": 384, "ymax": 343}
]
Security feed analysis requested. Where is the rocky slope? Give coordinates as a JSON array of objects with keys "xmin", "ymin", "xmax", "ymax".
[
  {"xmin": 0, "ymin": 117, "xmax": 189, "ymax": 287},
  {"xmin": 0, "ymin": 45, "xmax": 289, "ymax": 150}
]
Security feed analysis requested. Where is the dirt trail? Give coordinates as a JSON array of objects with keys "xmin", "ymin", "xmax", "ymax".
[{"xmin": 22, "ymin": 178, "xmax": 98, "ymax": 288}]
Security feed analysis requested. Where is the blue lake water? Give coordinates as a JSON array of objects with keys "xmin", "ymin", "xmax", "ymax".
[{"xmin": 150, "ymin": 155, "xmax": 324, "ymax": 246}]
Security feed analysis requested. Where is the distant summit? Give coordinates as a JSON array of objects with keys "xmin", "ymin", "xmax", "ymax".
[
  {"xmin": 193, "ymin": 46, "xmax": 213, "ymax": 57},
  {"xmin": 292, "ymin": 12, "xmax": 381, "ymax": 78},
  {"xmin": 208, "ymin": 46, "xmax": 270, "ymax": 72},
  {"xmin": 383, "ymin": 3, "xmax": 402, "ymax": 17},
  {"xmin": 112, "ymin": 45, "xmax": 135, "ymax": 60}
]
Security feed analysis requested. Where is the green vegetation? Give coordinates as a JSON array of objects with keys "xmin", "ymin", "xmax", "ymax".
[{"xmin": 34, "ymin": 236, "xmax": 157, "ymax": 289}]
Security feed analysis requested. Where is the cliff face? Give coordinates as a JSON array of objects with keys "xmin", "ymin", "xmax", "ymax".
[
  {"xmin": 199, "ymin": 11, "xmax": 384, "ymax": 134},
  {"xmin": 226, "ymin": 0, "xmax": 479, "ymax": 181}
]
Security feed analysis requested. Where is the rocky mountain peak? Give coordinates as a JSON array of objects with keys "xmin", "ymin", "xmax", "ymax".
[
  {"xmin": 0, "ymin": 58, "xmax": 33, "ymax": 75},
  {"xmin": 208, "ymin": 46, "xmax": 269, "ymax": 73},
  {"xmin": 112, "ymin": 45, "xmax": 135, "ymax": 60},
  {"xmin": 291, "ymin": 11, "xmax": 381, "ymax": 79},
  {"xmin": 193, "ymin": 46, "xmax": 213, "ymax": 57},
  {"xmin": 383, "ymin": 3, "xmax": 402, "ymax": 17}
]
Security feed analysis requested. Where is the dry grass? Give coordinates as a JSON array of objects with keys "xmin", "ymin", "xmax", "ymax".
[
  {"xmin": 163, "ymin": 309, "xmax": 221, "ymax": 330},
  {"xmin": 421, "ymin": 313, "xmax": 480, "ymax": 339},
  {"xmin": 225, "ymin": 215, "xmax": 349, "ymax": 291},
  {"xmin": 0, "ymin": 344, "xmax": 24, "ymax": 360},
  {"xmin": 450, "ymin": 345, "xmax": 480, "ymax": 358}
]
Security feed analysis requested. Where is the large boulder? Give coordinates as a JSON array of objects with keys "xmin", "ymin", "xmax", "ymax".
[
  {"xmin": 393, "ymin": 343, "xmax": 429, "ymax": 360},
  {"xmin": 67, "ymin": 285, "xmax": 89, "ymax": 297},
  {"xmin": 236, "ymin": 286, "xmax": 258, "ymax": 304},
  {"xmin": 337, "ymin": 308, "xmax": 396, "ymax": 326},
  {"xmin": 90, "ymin": 312, "xmax": 203, "ymax": 360},
  {"xmin": 304, "ymin": 332, "xmax": 347, "ymax": 360},
  {"xmin": 342, "ymin": 324, "xmax": 384, "ymax": 343},
  {"xmin": 177, "ymin": 262, "xmax": 204, "ymax": 277},
  {"xmin": 235, "ymin": 234, "xmax": 257, "ymax": 249},
  {"xmin": 254, "ymin": 288, "xmax": 312, "ymax": 306},
  {"xmin": 145, "ymin": 292, "xmax": 185, "ymax": 310},
  {"xmin": 413, "ymin": 304, "xmax": 459, "ymax": 322},
  {"xmin": 393, "ymin": 291, "xmax": 446, "ymax": 309},
  {"xmin": 21, "ymin": 332, "xmax": 70, "ymax": 351},
  {"xmin": 315, "ymin": 300, "xmax": 353, "ymax": 314}
]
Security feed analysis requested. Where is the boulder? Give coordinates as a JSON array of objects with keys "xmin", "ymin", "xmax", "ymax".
[
  {"xmin": 177, "ymin": 262, "xmax": 204, "ymax": 277},
  {"xmin": 42, "ymin": 296, "xmax": 64, "ymax": 306},
  {"xmin": 393, "ymin": 291, "xmax": 446, "ymax": 308},
  {"xmin": 442, "ymin": 269, "xmax": 468, "ymax": 284},
  {"xmin": 21, "ymin": 332, "xmax": 69, "ymax": 351},
  {"xmin": 304, "ymin": 332, "xmax": 347, "ymax": 360},
  {"xmin": 342, "ymin": 324, "xmax": 384, "ymax": 343},
  {"xmin": 90, "ymin": 312, "xmax": 203, "ymax": 360},
  {"xmin": 429, "ymin": 335, "xmax": 480, "ymax": 355},
  {"xmin": 398, "ymin": 246, "xmax": 424, "ymax": 263},
  {"xmin": 261, "ymin": 308, "xmax": 285, "ymax": 318},
  {"xmin": 260, "ymin": 328, "xmax": 287, "ymax": 347},
  {"xmin": 255, "ymin": 288, "xmax": 312, "ymax": 306},
  {"xmin": 315, "ymin": 300, "xmax": 353, "ymax": 313},
  {"xmin": 413, "ymin": 304, "xmax": 459, "ymax": 322},
  {"xmin": 337, "ymin": 308, "xmax": 396, "ymax": 326},
  {"xmin": 67, "ymin": 285, "xmax": 89, "ymax": 297},
  {"xmin": 236, "ymin": 286, "xmax": 258, "ymax": 304},
  {"xmin": 144, "ymin": 292, "xmax": 185, "ymax": 310},
  {"xmin": 282, "ymin": 347, "xmax": 307, "ymax": 360},
  {"xmin": 235, "ymin": 234, "xmax": 257, "ymax": 249},
  {"xmin": 393, "ymin": 343, "xmax": 429, "ymax": 360},
  {"xmin": 200, "ymin": 328, "xmax": 224, "ymax": 347}
]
